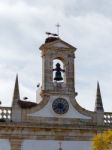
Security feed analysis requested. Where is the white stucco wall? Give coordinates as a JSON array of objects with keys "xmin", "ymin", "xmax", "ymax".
[
  {"xmin": 30, "ymin": 96, "xmax": 90, "ymax": 119},
  {"xmin": 22, "ymin": 140, "xmax": 92, "ymax": 150},
  {"xmin": 0, "ymin": 139, "xmax": 10, "ymax": 150},
  {"xmin": 0, "ymin": 139, "xmax": 92, "ymax": 150}
]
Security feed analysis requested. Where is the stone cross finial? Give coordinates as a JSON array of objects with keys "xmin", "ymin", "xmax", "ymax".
[{"xmin": 56, "ymin": 23, "xmax": 61, "ymax": 36}]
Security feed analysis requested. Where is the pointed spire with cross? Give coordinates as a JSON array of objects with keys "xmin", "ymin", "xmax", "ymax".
[
  {"xmin": 12, "ymin": 74, "xmax": 20, "ymax": 104},
  {"xmin": 94, "ymin": 81, "xmax": 104, "ymax": 112}
]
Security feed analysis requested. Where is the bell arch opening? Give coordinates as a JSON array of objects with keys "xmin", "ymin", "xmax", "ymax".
[{"xmin": 53, "ymin": 58, "xmax": 66, "ymax": 83}]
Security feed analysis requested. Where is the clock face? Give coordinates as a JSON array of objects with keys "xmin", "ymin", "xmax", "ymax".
[{"xmin": 52, "ymin": 98, "xmax": 69, "ymax": 114}]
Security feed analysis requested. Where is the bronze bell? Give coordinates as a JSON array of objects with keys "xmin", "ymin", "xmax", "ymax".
[
  {"xmin": 53, "ymin": 63, "xmax": 65, "ymax": 81},
  {"xmin": 54, "ymin": 71, "xmax": 63, "ymax": 81}
]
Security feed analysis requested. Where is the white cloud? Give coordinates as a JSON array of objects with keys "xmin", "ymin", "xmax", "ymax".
[{"xmin": 0, "ymin": 0, "xmax": 112, "ymax": 111}]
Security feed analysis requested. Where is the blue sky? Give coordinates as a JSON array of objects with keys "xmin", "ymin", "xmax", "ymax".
[{"xmin": 0, "ymin": 0, "xmax": 112, "ymax": 111}]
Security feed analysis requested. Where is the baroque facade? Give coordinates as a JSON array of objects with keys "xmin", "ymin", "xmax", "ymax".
[{"xmin": 0, "ymin": 36, "xmax": 112, "ymax": 150}]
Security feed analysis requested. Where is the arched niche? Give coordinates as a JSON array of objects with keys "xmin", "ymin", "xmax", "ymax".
[{"xmin": 52, "ymin": 57, "xmax": 66, "ymax": 84}]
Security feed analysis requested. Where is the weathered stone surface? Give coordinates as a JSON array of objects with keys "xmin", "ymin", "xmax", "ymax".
[{"xmin": 0, "ymin": 37, "xmax": 111, "ymax": 150}]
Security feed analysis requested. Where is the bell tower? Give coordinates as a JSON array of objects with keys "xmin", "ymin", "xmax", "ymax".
[{"xmin": 40, "ymin": 36, "xmax": 77, "ymax": 98}]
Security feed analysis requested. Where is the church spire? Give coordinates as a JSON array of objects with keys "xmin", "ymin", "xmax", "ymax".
[
  {"xmin": 94, "ymin": 82, "xmax": 104, "ymax": 112},
  {"xmin": 12, "ymin": 74, "xmax": 20, "ymax": 102}
]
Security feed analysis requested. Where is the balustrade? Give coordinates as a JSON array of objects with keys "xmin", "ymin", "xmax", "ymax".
[{"xmin": 0, "ymin": 107, "xmax": 11, "ymax": 122}]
